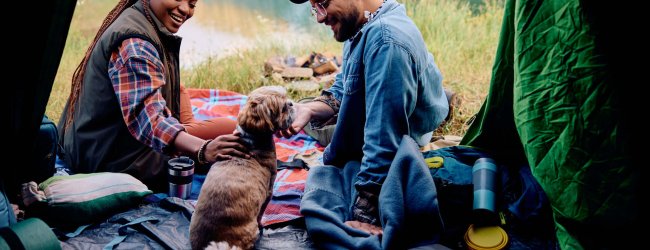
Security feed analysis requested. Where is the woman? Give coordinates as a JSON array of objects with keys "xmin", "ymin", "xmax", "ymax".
[{"xmin": 58, "ymin": 0, "xmax": 247, "ymax": 192}]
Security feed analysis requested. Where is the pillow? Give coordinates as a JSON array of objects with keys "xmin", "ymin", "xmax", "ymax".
[{"xmin": 23, "ymin": 173, "xmax": 152, "ymax": 228}]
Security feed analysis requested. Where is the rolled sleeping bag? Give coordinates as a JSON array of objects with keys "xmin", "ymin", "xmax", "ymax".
[{"xmin": 0, "ymin": 218, "xmax": 61, "ymax": 250}]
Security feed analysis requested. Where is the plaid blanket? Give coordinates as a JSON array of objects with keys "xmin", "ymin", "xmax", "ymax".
[{"xmin": 188, "ymin": 88, "xmax": 322, "ymax": 226}]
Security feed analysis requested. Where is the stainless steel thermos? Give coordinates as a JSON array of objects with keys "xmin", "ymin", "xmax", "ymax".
[{"xmin": 167, "ymin": 156, "xmax": 194, "ymax": 199}]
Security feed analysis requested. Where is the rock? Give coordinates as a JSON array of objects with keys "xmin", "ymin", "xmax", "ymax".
[
  {"xmin": 294, "ymin": 55, "xmax": 310, "ymax": 67},
  {"xmin": 287, "ymin": 80, "xmax": 321, "ymax": 92},
  {"xmin": 281, "ymin": 67, "xmax": 313, "ymax": 79},
  {"xmin": 264, "ymin": 56, "xmax": 286, "ymax": 75},
  {"xmin": 314, "ymin": 73, "xmax": 337, "ymax": 88},
  {"xmin": 312, "ymin": 60, "xmax": 338, "ymax": 75},
  {"xmin": 271, "ymin": 73, "xmax": 284, "ymax": 83}
]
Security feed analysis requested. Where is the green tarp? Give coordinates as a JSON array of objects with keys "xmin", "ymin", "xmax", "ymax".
[{"xmin": 461, "ymin": 0, "xmax": 639, "ymax": 248}]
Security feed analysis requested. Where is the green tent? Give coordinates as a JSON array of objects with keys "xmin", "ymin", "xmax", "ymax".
[{"xmin": 461, "ymin": 0, "xmax": 640, "ymax": 248}]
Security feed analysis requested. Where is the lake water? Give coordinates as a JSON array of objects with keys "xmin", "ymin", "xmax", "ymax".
[
  {"xmin": 176, "ymin": 0, "xmax": 329, "ymax": 68},
  {"xmin": 174, "ymin": 0, "xmax": 490, "ymax": 68}
]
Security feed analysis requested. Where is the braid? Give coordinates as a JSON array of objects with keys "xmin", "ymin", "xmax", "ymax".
[
  {"xmin": 64, "ymin": 0, "xmax": 139, "ymax": 129},
  {"xmin": 141, "ymin": 0, "xmax": 156, "ymax": 26}
]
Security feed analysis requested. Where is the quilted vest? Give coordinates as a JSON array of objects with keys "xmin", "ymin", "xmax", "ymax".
[{"xmin": 59, "ymin": 0, "xmax": 182, "ymax": 192}]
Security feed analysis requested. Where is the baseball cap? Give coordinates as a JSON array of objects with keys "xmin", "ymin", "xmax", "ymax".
[{"xmin": 289, "ymin": 0, "xmax": 308, "ymax": 4}]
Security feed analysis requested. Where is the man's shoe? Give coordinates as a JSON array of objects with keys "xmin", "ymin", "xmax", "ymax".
[
  {"xmin": 444, "ymin": 88, "xmax": 459, "ymax": 123},
  {"xmin": 352, "ymin": 190, "xmax": 380, "ymax": 226}
]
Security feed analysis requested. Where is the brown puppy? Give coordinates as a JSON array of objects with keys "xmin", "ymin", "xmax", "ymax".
[{"xmin": 190, "ymin": 86, "xmax": 294, "ymax": 250}]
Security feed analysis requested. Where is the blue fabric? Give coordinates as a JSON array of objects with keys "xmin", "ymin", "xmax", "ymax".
[
  {"xmin": 190, "ymin": 173, "xmax": 206, "ymax": 200},
  {"xmin": 423, "ymin": 146, "xmax": 490, "ymax": 186},
  {"xmin": 502, "ymin": 165, "xmax": 548, "ymax": 222},
  {"xmin": 65, "ymin": 224, "xmax": 93, "ymax": 238},
  {"xmin": 103, "ymin": 216, "xmax": 160, "ymax": 250},
  {"xmin": 301, "ymin": 135, "xmax": 444, "ymax": 249},
  {"xmin": 421, "ymin": 146, "xmax": 557, "ymax": 248},
  {"xmin": 0, "ymin": 181, "xmax": 16, "ymax": 228},
  {"xmin": 322, "ymin": 0, "xmax": 448, "ymax": 192}
]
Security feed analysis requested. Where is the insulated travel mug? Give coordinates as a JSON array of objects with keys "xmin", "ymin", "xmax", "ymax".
[
  {"xmin": 168, "ymin": 156, "xmax": 194, "ymax": 199},
  {"xmin": 472, "ymin": 157, "xmax": 498, "ymax": 226}
]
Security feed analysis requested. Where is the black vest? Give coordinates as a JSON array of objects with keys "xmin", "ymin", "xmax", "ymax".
[{"xmin": 59, "ymin": 1, "xmax": 182, "ymax": 192}]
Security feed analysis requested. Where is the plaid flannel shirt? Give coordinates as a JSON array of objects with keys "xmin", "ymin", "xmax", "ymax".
[{"xmin": 108, "ymin": 38, "xmax": 184, "ymax": 153}]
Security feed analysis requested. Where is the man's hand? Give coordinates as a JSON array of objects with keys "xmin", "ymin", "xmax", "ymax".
[
  {"xmin": 277, "ymin": 102, "xmax": 312, "ymax": 138},
  {"xmin": 345, "ymin": 220, "xmax": 383, "ymax": 236},
  {"xmin": 204, "ymin": 133, "xmax": 250, "ymax": 161}
]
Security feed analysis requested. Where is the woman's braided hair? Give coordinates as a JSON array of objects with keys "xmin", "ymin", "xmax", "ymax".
[{"xmin": 64, "ymin": 0, "xmax": 156, "ymax": 129}]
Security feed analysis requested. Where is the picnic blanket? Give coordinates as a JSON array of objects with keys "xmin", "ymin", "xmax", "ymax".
[{"xmin": 187, "ymin": 88, "xmax": 323, "ymax": 226}]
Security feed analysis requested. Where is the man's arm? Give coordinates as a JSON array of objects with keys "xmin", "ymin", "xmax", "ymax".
[
  {"xmin": 279, "ymin": 68, "xmax": 344, "ymax": 138},
  {"xmin": 278, "ymin": 100, "xmax": 335, "ymax": 138},
  {"xmin": 348, "ymin": 42, "xmax": 419, "ymax": 227},
  {"xmin": 357, "ymin": 42, "xmax": 418, "ymax": 192}
]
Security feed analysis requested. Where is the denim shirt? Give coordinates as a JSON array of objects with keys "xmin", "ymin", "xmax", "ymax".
[{"xmin": 322, "ymin": 0, "xmax": 449, "ymax": 192}]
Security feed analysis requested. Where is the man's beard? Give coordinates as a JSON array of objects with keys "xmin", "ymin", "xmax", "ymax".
[{"xmin": 334, "ymin": 8, "xmax": 363, "ymax": 42}]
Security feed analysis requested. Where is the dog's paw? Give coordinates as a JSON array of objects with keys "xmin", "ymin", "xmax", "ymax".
[{"xmin": 204, "ymin": 241, "xmax": 242, "ymax": 250}]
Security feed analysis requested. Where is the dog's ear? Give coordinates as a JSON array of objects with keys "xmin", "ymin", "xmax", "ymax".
[{"xmin": 238, "ymin": 94, "xmax": 287, "ymax": 134}]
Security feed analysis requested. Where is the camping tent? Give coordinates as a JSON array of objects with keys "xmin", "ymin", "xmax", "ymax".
[
  {"xmin": 461, "ymin": 0, "xmax": 641, "ymax": 248},
  {"xmin": 2, "ymin": 0, "xmax": 76, "ymax": 247}
]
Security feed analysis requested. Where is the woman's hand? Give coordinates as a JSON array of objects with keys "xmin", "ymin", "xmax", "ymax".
[{"xmin": 204, "ymin": 133, "xmax": 250, "ymax": 162}]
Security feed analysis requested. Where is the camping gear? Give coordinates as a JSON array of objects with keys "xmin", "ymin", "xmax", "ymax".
[
  {"xmin": 25, "ymin": 173, "xmax": 152, "ymax": 228},
  {"xmin": 35, "ymin": 115, "xmax": 59, "ymax": 183},
  {"xmin": 167, "ymin": 157, "xmax": 194, "ymax": 199},
  {"xmin": 0, "ymin": 218, "xmax": 61, "ymax": 250},
  {"xmin": 472, "ymin": 158, "xmax": 498, "ymax": 226},
  {"xmin": 7, "ymin": 0, "xmax": 76, "ymax": 201},
  {"xmin": 59, "ymin": 197, "xmax": 317, "ymax": 249},
  {"xmin": 464, "ymin": 224, "xmax": 508, "ymax": 250},
  {"xmin": 4, "ymin": 0, "xmax": 75, "ymax": 247},
  {"xmin": 460, "ymin": 0, "xmax": 639, "ymax": 247}
]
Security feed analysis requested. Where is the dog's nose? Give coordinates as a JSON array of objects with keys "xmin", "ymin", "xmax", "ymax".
[{"xmin": 288, "ymin": 102, "xmax": 293, "ymax": 106}]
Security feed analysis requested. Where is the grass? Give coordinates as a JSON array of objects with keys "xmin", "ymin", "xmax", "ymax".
[
  {"xmin": 404, "ymin": 0, "xmax": 503, "ymax": 135},
  {"xmin": 48, "ymin": 0, "xmax": 117, "ymax": 125},
  {"xmin": 50, "ymin": 0, "xmax": 503, "ymax": 137}
]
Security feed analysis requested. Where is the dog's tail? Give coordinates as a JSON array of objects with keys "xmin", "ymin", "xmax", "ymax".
[{"xmin": 204, "ymin": 241, "xmax": 242, "ymax": 250}]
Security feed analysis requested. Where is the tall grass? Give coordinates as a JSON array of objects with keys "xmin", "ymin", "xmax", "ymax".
[
  {"xmin": 404, "ymin": 0, "xmax": 503, "ymax": 134},
  {"xmin": 50, "ymin": 0, "xmax": 503, "ymax": 136}
]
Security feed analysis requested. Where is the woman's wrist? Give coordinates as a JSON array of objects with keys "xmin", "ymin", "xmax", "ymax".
[{"xmin": 196, "ymin": 139, "xmax": 212, "ymax": 165}]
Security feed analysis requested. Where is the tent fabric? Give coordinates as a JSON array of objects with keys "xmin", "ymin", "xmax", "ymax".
[
  {"xmin": 461, "ymin": 0, "xmax": 639, "ymax": 248},
  {"xmin": 59, "ymin": 197, "xmax": 317, "ymax": 249},
  {"xmin": 59, "ymin": 197, "xmax": 194, "ymax": 249},
  {"xmin": 6, "ymin": 0, "xmax": 76, "ymax": 202}
]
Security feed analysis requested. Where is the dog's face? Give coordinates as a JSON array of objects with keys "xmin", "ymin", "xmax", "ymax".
[{"xmin": 237, "ymin": 86, "xmax": 294, "ymax": 135}]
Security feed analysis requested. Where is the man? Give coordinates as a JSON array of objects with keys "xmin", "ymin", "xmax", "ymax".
[{"xmin": 283, "ymin": 0, "xmax": 449, "ymax": 237}]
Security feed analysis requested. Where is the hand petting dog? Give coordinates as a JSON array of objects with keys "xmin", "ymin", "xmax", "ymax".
[{"xmin": 206, "ymin": 133, "xmax": 251, "ymax": 161}]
